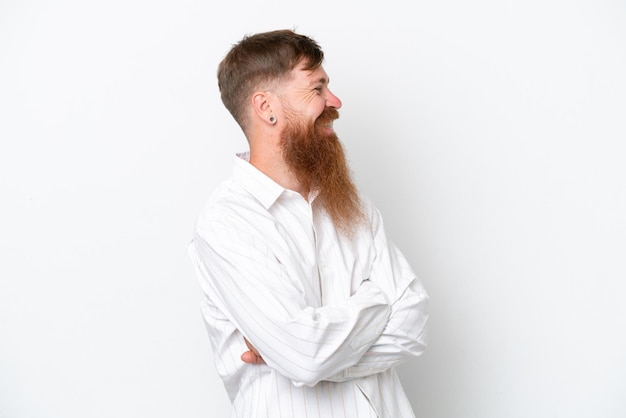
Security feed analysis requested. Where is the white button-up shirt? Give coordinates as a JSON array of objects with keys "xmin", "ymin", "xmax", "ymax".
[{"xmin": 188, "ymin": 153, "xmax": 429, "ymax": 418}]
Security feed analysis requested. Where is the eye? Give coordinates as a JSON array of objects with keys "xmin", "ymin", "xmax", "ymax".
[{"xmin": 314, "ymin": 87, "xmax": 322, "ymax": 94}]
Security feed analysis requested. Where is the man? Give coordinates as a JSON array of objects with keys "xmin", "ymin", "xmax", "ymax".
[{"xmin": 188, "ymin": 29, "xmax": 429, "ymax": 417}]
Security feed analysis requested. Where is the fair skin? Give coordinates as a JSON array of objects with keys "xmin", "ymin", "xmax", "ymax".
[
  {"xmin": 246, "ymin": 61, "xmax": 342, "ymax": 196},
  {"xmin": 240, "ymin": 61, "xmax": 342, "ymax": 365}
]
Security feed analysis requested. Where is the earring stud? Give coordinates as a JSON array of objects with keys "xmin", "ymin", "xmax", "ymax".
[{"xmin": 269, "ymin": 115, "xmax": 277, "ymax": 124}]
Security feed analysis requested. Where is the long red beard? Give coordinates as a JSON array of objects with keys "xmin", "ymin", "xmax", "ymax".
[{"xmin": 281, "ymin": 108, "xmax": 365, "ymax": 235}]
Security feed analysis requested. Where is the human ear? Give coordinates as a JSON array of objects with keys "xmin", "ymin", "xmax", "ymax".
[{"xmin": 251, "ymin": 92, "xmax": 276, "ymax": 125}]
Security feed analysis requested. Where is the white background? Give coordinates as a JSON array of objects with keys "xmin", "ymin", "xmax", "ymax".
[{"xmin": 1, "ymin": 1, "xmax": 625, "ymax": 417}]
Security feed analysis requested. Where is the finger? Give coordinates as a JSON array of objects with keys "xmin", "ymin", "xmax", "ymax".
[
  {"xmin": 241, "ymin": 351, "xmax": 265, "ymax": 364},
  {"xmin": 241, "ymin": 351, "xmax": 259, "ymax": 364},
  {"xmin": 244, "ymin": 337, "xmax": 261, "ymax": 356}
]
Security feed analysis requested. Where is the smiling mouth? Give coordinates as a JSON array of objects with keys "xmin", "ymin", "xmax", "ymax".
[
  {"xmin": 315, "ymin": 119, "xmax": 333, "ymax": 130},
  {"xmin": 316, "ymin": 108, "xmax": 339, "ymax": 130},
  {"xmin": 322, "ymin": 123, "xmax": 335, "ymax": 133}
]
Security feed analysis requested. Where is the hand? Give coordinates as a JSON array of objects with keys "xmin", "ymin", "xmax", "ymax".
[{"xmin": 241, "ymin": 337, "xmax": 265, "ymax": 364}]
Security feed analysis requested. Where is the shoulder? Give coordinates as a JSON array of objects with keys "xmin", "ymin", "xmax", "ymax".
[{"xmin": 194, "ymin": 178, "xmax": 275, "ymax": 242}]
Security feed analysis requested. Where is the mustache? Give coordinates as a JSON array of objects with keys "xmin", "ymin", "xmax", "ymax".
[{"xmin": 315, "ymin": 108, "xmax": 340, "ymax": 127}]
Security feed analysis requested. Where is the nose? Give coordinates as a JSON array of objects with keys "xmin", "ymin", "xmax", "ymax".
[{"xmin": 326, "ymin": 89, "xmax": 342, "ymax": 109}]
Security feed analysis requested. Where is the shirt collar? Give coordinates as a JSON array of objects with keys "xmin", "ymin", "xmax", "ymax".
[{"xmin": 232, "ymin": 152, "xmax": 286, "ymax": 209}]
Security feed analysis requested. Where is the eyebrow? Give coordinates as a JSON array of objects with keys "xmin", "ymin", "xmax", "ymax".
[{"xmin": 309, "ymin": 76, "xmax": 329, "ymax": 87}]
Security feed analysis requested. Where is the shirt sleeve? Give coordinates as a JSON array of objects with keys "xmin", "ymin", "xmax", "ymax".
[
  {"xmin": 188, "ymin": 212, "xmax": 392, "ymax": 387},
  {"xmin": 325, "ymin": 207, "xmax": 430, "ymax": 382}
]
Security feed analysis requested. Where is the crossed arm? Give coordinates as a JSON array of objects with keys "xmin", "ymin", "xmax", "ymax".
[
  {"xmin": 241, "ymin": 265, "xmax": 428, "ymax": 381},
  {"xmin": 189, "ymin": 208, "xmax": 428, "ymax": 386}
]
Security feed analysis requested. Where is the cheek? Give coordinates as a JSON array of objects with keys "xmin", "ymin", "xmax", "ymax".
[
  {"xmin": 287, "ymin": 98, "xmax": 326, "ymax": 123},
  {"xmin": 311, "ymin": 103, "xmax": 327, "ymax": 119}
]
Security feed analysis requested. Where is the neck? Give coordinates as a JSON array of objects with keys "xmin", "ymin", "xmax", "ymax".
[{"xmin": 249, "ymin": 143, "xmax": 308, "ymax": 198}]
